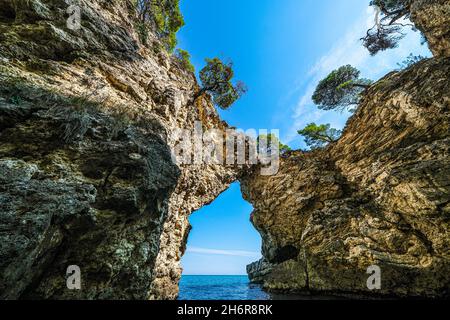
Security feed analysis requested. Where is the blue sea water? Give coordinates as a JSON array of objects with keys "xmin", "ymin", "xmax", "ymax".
[{"xmin": 178, "ymin": 275, "xmax": 270, "ymax": 300}]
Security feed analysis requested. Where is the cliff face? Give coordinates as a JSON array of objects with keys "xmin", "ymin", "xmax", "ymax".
[
  {"xmin": 0, "ymin": 0, "xmax": 238, "ymax": 299},
  {"xmin": 243, "ymin": 0, "xmax": 450, "ymax": 298},
  {"xmin": 410, "ymin": 0, "xmax": 450, "ymax": 58},
  {"xmin": 1, "ymin": 0, "xmax": 449, "ymax": 300},
  {"xmin": 243, "ymin": 57, "xmax": 450, "ymax": 297}
]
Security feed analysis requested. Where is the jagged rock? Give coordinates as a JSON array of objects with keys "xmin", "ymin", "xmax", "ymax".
[
  {"xmin": 1, "ymin": 0, "xmax": 449, "ymax": 300},
  {"xmin": 247, "ymin": 259, "xmax": 273, "ymax": 284},
  {"xmin": 242, "ymin": 57, "xmax": 450, "ymax": 298}
]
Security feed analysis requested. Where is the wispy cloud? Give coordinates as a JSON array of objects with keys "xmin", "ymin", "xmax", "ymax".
[
  {"xmin": 186, "ymin": 247, "xmax": 260, "ymax": 258},
  {"xmin": 282, "ymin": 7, "xmax": 430, "ymax": 146}
]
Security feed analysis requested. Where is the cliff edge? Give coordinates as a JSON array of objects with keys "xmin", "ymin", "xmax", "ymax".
[{"xmin": 243, "ymin": 33, "xmax": 450, "ymax": 297}]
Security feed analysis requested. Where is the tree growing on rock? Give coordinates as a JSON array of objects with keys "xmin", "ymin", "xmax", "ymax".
[
  {"xmin": 257, "ymin": 134, "xmax": 291, "ymax": 155},
  {"xmin": 362, "ymin": 0, "xmax": 415, "ymax": 55},
  {"xmin": 297, "ymin": 123, "xmax": 342, "ymax": 150},
  {"xmin": 195, "ymin": 58, "xmax": 247, "ymax": 110},
  {"xmin": 397, "ymin": 53, "xmax": 426, "ymax": 70},
  {"xmin": 312, "ymin": 65, "xmax": 372, "ymax": 112}
]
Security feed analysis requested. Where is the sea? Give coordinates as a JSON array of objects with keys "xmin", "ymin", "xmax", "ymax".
[
  {"xmin": 178, "ymin": 275, "xmax": 347, "ymax": 300},
  {"xmin": 178, "ymin": 275, "xmax": 270, "ymax": 300}
]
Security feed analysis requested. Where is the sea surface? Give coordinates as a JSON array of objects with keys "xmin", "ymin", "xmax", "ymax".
[
  {"xmin": 178, "ymin": 275, "xmax": 270, "ymax": 300},
  {"xmin": 178, "ymin": 275, "xmax": 349, "ymax": 300}
]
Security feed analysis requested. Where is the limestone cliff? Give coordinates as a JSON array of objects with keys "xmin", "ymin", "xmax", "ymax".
[
  {"xmin": 0, "ymin": 0, "xmax": 239, "ymax": 299},
  {"xmin": 1, "ymin": 0, "xmax": 449, "ymax": 301},
  {"xmin": 410, "ymin": 0, "xmax": 450, "ymax": 58},
  {"xmin": 243, "ymin": 48, "xmax": 450, "ymax": 298}
]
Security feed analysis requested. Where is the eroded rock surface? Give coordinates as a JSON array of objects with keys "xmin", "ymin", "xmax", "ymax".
[
  {"xmin": 410, "ymin": 0, "xmax": 450, "ymax": 58},
  {"xmin": 242, "ymin": 57, "xmax": 450, "ymax": 298},
  {"xmin": 0, "ymin": 0, "xmax": 239, "ymax": 299}
]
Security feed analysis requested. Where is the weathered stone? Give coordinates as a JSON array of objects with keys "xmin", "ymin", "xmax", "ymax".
[
  {"xmin": 1, "ymin": 0, "xmax": 449, "ymax": 300},
  {"xmin": 410, "ymin": 0, "xmax": 450, "ymax": 57},
  {"xmin": 242, "ymin": 57, "xmax": 450, "ymax": 298},
  {"xmin": 0, "ymin": 0, "xmax": 239, "ymax": 299}
]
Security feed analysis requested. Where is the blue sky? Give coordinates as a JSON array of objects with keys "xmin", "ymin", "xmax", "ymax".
[{"xmin": 178, "ymin": 0, "xmax": 431, "ymax": 275}]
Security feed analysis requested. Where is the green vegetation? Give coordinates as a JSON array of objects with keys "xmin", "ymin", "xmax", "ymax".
[
  {"xmin": 174, "ymin": 49, "xmax": 195, "ymax": 73},
  {"xmin": 312, "ymin": 65, "xmax": 372, "ymax": 112},
  {"xmin": 9, "ymin": 95, "xmax": 22, "ymax": 105},
  {"xmin": 134, "ymin": 0, "xmax": 184, "ymax": 51},
  {"xmin": 60, "ymin": 108, "xmax": 92, "ymax": 143},
  {"xmin": 297, "ymin": 123, "xmax": 342, "ymax": 149},
  {"xmin": 196, "ymin": 58, "xmax": 247, "ymax": 110},
  {"xmin": 134, "ymin": 21, "xmax": 150, "ymax": 46},
  {"xmin": 257, "ymin": 134, "xmax": 291, "ymax": 155},
  {"xmin": 362, "ymin": 0, "xmax": 414, "ymax": 55},
  {"xmin": 397, "ymin": 53, "xmax": 426, "ymax": 70}
]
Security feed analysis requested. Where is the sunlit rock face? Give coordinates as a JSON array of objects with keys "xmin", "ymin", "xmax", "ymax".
[
  {"xmin": 1, "ymin": 0, "xmax": 449, "ymax": 301},
  {"xmin": 0, "ymin": 0, "xmax": 239, "ymax": 299},
  {"xmin": 242, "ymin": 57, "xmax": 450, "ymax": 298}
]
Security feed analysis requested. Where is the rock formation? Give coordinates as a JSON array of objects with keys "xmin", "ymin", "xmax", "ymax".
[
  {"xmin": 243, "ymin": 0, "xmax": 450, "ymax": 296},
  {"xmin": 410, "ymin": 0, "xmax": 450, "ymax": 58},
  {"xmin": 0, "ymin": 0, "xmax": 448, "ymax": 300}
]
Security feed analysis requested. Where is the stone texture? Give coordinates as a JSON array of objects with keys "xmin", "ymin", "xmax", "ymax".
[
  {"xmin": 1, "ymin": 0, "xmax": 449, "ymax": 300},
  {"xmin": 0, "ymin": 0, "xmax": 239, "ymax": 299},
  {"xmin": 242, "ymin": 57, "xmax": 450, "ymax": 298},
  {"xmin": 410, "ymin": 0, "xmax": 450, "ymax": 58}
]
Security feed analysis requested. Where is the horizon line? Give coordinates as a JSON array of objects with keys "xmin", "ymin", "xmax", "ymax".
[{"xmin": 182, "ymin": 274, "xmax": 249, "ymax": 276}]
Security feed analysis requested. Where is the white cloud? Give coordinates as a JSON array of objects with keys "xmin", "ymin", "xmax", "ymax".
[
  {"xmin": 282, "ymin": 6, "xmax": 431, "ymax": 146},
  {"xmin": 186, "ymin": 246, "xmax": 260, "ymax": 258}
]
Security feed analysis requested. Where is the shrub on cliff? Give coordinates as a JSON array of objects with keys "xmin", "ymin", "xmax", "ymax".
[
  {"xmin": 362, "ymin": 0, "xmax": 415, "ymax": 55},
  {"xmin": 312, "ymin": 65, "xmax": 372, "ymax": 112},
  {"xmin": 397, "ymin": 53, "xmax": 426, "ymax": 70},
  {"xmin": 134, "ymin": 0, "xmax": 184, "ymax": 51},
  {"xmin": 174, "ymin": 49, "xmax": 195, "ymax": 73},
  {"xmin": 195, "ymin": 58, "xmax": 247, "ymax": 110},
  {"xmin": 298, "ymin": 123, "xmax": 342, "ymax": 149},
  {"xmin": 257, "ymin": 134, "xmax": 291, "ymax": 155}
]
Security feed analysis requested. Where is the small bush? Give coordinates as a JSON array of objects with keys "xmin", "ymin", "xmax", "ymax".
[
  {"xmin": 397, "ymin": 53, "xmax": 426, "ymax": 70},
  {"xmin": 61, "ymin": 109, "xmax": 92, "ymax": 143},
  {"xmin": 135, "ymin": 21, "xmax": 150, "ymax": 46}
]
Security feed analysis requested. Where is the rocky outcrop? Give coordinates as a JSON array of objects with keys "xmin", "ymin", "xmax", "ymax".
[
  {"xmin": 243, "ymin": 0, "xmax": 450, "ymax": 298},
  {"xmin": 0, "ymin": 0, "xmax": 239, "ymax": 299},
  {"xmin": 410, "ymin": 0, "xmax": 450, "ymax": 58},
  {"xmin": 243, "ymin": 57, "xmax": 450, "ymax": 298}
]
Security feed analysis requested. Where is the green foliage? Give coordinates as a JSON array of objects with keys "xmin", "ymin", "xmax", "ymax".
[
  {"xmin": 371, "ymin": 0, "xmax": 410, "ymax": 12},
  {"xmin": 134, "ymin": 0, "xmax": 184, "ymax": 51},
  {"xmin": 197, "ymin": 58, "xmax": 247, "ymax": 110},
  {"xmin": 297, "ymin": 123, "xmax": 342, "ymax": 150},
  {"xmin": 257, "ymin": 134, "xmax": 291, "ymax": 155},
  {"xmin": 397, "ymin": 53, "xmax": 426, "ymax": 70},
  {"xmin": 312, "ymin": 65, "xmax": 372, "ymax": 112},
  {"xmin": 174, "ymin": 49, "xmax": 195, "ymax": 73}
]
